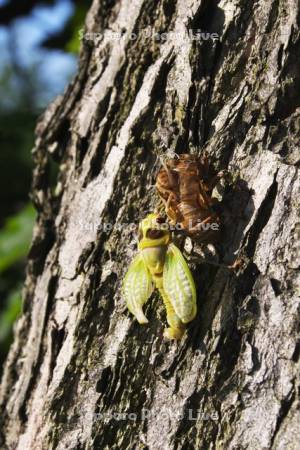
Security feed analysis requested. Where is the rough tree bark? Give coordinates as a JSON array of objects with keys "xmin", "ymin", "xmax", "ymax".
[{"xmin": 0, "ymin": 0, "xmax": 299, "ymax": 449}]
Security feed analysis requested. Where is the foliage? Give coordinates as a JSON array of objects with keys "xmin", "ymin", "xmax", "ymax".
[
  {"xmin": 0, "ymin": 204, "xmax": 35, "ymax": 367},
  {"xmin": 65, "ymin": 4, "xmax": 88, "ymax": 54},
  {"xmin": 0, "ymin": 204, "xmax": 36, "ymax": 273},
  {"xmin": 0, "ymin": 287, "xmax": 22, "ymax": 356},
  {"xmin": 0, "ymin": 0, "xmax": 90, "ymax": 371}
]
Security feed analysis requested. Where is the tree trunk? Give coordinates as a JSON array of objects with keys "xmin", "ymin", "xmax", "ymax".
[{"xmin": 1, "ymin": 0, "xmax": 299, "ymax": 449}]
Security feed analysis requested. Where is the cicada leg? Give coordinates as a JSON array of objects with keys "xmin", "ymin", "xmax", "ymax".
[
  {"xmin": 198, "ymin": 182, "xmax": 215, "ymax": 208},
  {"xmin": 165, "ymin": 192, "xmax": 183, "ymax": 226},
  {"xmin": 184, "ymin": 214, "xmax": 218, "ymax": 236},
  {"xmin": 155, "ymin": 198, "xmax": 166, "ymax": 214}
]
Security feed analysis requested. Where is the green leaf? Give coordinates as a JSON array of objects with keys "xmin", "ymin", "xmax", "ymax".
[
  {"xmin": 0, "ymin": 203, "xmax": 36, "ymax": 273},
  {"xmin": 0, "ymin": 287, "xmax": 22, "ymax": 343},
  {"xmin": 65, "ymin": 5, "xmax": 88, "ymax": 54}
]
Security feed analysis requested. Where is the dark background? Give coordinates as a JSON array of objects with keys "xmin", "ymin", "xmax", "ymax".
[{"xmin": 0, "ymin": 0, "xmax": 91, "ymax": 374}]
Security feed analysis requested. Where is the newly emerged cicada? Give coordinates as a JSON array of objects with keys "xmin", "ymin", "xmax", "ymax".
[
  {"xmin": 123, "ymin": 213, "xmax": 197, "ymax": 339},
  {"xmin": 156, "ymin": 154, "xmax": 224, "ymax": 242}
]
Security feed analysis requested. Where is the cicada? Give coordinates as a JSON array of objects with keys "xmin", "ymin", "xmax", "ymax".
[
  {"xmin": 156, "ymin": 154, "xmax": 224, "ymax": 242},
  {"xmin": 123, "ymin": 213, "xmax": 197, "ymax": 339}
]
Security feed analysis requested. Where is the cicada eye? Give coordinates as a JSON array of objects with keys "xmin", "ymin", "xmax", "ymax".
[
  {"xmin": 146, "ymin": 229, "xmax": 165, "ymax": 239},
  {"xmin": 156, "ymin": 216, "xmax": 166, "ymax": 224}
]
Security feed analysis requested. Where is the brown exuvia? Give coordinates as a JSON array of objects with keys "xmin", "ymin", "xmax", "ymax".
[{"xmin": 156, "ymin": 153, "xmax": 225, "ymax": 243}]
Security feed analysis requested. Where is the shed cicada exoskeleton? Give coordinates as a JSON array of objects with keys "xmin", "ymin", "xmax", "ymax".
[
  {"xmin": 156, "ymin": 153, "xmax": 225, "ymax": 243},
  {"xmin": 123, "ymin": 213, "xmax": 197, "ymax": 339}
]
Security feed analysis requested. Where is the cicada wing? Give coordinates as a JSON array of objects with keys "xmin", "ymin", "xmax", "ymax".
[
  {"xmin": 163, "ymin": 243, "xmax": 197, "ymax": 323},
  {"xmin": 123, "ymin": 253, "xmax": 153, "ymax": 324}
]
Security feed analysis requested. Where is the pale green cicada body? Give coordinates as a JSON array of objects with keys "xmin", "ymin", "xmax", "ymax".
[{"xmin": 123, "ymin": 213, "xmax": 197, "ymax": 339}]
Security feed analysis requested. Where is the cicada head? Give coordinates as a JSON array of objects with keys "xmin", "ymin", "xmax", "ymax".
[
  {"xmin": 173, "ymin": 154, "xmax": 199, "ymax": 177},
  {"xmin": 138, "ymin": 213, "xmax": 170, "ymax": 250}
]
